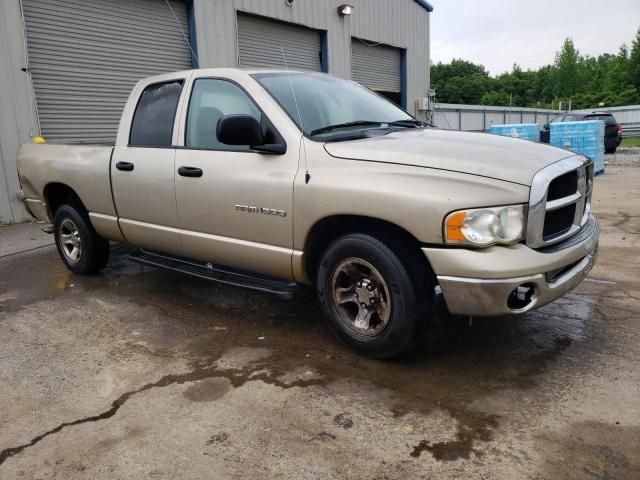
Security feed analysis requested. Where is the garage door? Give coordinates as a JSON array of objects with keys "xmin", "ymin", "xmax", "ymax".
[
  {"xmin": 237, "ymin": 14, "xmax": 322, "ymax": 72},
  {"xmin": 22, "ymin": 0, "xmax": 193, "ymax": 142},
  {"xmin": 351, "ymin": 39, "xmax": 402, "ymax": 104}
]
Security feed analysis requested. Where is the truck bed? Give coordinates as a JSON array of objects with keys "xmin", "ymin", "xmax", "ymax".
[{"xmin": 17, "ymin": 143, "xmax": 116, "ymax": 223}]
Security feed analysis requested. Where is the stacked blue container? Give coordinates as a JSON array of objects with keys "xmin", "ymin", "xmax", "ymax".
[
  {"xmin": 489, "ymin": 123, "xmax": 540, "ymax": 142},
  {"xmin": 550, "ymin": 120, "xmax": 605, "ymax": 175}
]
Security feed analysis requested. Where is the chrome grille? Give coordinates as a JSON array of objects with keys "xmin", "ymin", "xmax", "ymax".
[{"xmin": 527, "ymin": 155, "xmax": 593, "ymax": 248}]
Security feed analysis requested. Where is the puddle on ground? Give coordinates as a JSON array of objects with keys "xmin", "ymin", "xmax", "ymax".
[
  {"xmin": 183, "ymin": 377, "xmax": 232, "ymax": 402},
  {"xmin": 0, "ymin": 243, "xmax": 612, "ymax": 462}
]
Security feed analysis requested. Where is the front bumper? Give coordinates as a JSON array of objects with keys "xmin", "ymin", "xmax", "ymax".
[{"xmin": 423, "ymin": 215, "xmax": 599, "ymax": 316}]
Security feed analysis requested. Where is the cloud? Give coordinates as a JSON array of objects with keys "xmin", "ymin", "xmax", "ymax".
[{"xmin": 429, "ymin": 0, "xmax": 640, "ymax": 75}]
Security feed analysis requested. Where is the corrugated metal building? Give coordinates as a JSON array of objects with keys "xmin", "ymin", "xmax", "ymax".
[{"xmin": 0, "ymin": 0, "xmax": 432, "ymax": 223}]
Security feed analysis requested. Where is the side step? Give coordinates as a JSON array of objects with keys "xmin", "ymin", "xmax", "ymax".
[{"xmin": 129, "ymin": 249, "xmax": 299, "ymax": 300}]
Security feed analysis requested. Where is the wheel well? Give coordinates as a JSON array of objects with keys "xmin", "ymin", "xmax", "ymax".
[
  {"xmin": 304, "ymin": 215, "xmax": 435, "ymax": 291},
  {"xmin": 44, "ymin": 183, "xmax": 85, "ymax": 218}
]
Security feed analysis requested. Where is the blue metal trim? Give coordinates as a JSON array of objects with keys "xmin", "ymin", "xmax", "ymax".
[
  {"xmin": 400, "ymin": 49, "xmax": 407, "ymax": 109},
  {"xmin": 186, "ymin": 0, "xmax": 199, "ymax": 68},
  {"xmin": 414, "ymin": 0, "xmax": 434, "ymax": 12},
  {"xmin": 320, "ymin": 30, "xmax": 329, "ymax": 73}
]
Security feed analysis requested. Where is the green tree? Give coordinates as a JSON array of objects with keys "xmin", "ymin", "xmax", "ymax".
[
  {"xmin": 430, "ymin": 29, "xmax": 640, "ymax": 109},
  {"xmin": 431, "ymin": 59, "xmax": 493, "ymax": 104},
  {"xmin": 629, "ymin": 27, "xmax": 640, "ymax": 90},
  {"xmin": 554, "ymin": 38, "xmax": 580, "ymax": 98},
  {"xmin": 479, "ymin": 91, "xmax": 511, "ymax": 106}
]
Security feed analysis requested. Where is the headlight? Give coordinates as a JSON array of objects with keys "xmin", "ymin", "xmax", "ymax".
[{"xmin": 444, "ymin": 205, "xmax": 526, "ymax": 247}]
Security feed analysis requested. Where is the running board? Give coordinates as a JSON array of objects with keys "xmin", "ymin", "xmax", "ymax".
[{"xmin": 129, "ymin": 249, "xmax": 299, "ymax": 300}]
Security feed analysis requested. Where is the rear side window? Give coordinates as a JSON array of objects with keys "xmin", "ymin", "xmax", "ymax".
[{"xmin": 130, "ymin": 80, "xmax": 183, "ymax": 147}]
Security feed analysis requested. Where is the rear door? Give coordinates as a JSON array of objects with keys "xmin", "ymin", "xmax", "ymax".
[{"xmin": 111, "ymin": 75, "xmax": 189, "ymax": 255}]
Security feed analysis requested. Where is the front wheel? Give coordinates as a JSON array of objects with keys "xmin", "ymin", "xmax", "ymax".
[
  {"xmin": 53, "ymin": 204, "xmax": 110, "ymax": 274},
  {"xmin": 316, "ymin": 233, "xmax": 425, "ymax": 359}
]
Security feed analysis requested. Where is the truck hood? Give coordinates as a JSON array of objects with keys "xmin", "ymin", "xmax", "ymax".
[{"xmin": 323, "ymin": 128, "xmax": 573, "ymax": 186}]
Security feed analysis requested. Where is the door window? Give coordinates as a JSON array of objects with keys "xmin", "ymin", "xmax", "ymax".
[
  {"xmin": 130, "ymin": 80, "xmax": 183, "ymax": 147},
  {"xmin": 185, "ymin": 79, "xmax": 261, "ymax": 150}
]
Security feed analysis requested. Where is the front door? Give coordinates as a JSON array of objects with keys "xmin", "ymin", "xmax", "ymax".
[{"xmin": 174, "ymin": 78, "xmax": 299, "ymax": 280}]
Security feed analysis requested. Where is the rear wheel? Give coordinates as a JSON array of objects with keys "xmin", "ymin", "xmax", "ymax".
[
  {"xmin": 316, "ymin": 233, "xmax": 428, "ymax": 359},
  {"xmin": 53, "ymin": 204, "xmax": 109, "ymax": 274}
]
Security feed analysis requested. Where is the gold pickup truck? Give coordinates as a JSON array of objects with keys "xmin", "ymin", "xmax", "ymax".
[{"xmin": 17, "ymin": 68, "xmax": 599, "ymax": 358}]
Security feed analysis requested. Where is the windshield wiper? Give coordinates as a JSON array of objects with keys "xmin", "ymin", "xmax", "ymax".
[
  {"xmin": 310, "ymin": 121, "xmax": 383, "ymax": 136},
  {"xmin": 386, "ymin": 119, "xmax": 425, "ymax": 128},
  {"xmin": 310, "ymin": 119, "xmax": 426, "ymax": 137}
]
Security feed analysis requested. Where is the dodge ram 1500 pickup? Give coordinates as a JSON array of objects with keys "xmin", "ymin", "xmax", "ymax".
[{"xmin": 17, "ymin": 68, "xmax": 599, "ymax": 358}]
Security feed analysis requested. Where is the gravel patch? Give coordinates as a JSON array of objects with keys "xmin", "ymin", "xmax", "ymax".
[{"xmin": 606, "ymin": 146, "xmax": 640, "ymax": 167}]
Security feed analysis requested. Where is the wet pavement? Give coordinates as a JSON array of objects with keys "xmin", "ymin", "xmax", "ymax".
[{"xmin": 1, "ymin": 166, "xmax": 639, "ymax": 479}]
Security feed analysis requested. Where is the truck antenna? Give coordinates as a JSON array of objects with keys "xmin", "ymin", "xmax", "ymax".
[
  {"xmin": 280, "ymin": 48, "xmax": 310, "ymax": 184},
  {"xmin": 165, "ymin": 0, "xmax": 199, "ymax": 68}
]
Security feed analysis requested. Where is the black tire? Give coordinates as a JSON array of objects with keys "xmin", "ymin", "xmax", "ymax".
[
  {"xmin": 53, "ymin": 204, "xmax": 109, "ymax": 274},
  {"xmin": 316, "ymin": 233, "xmax": 429, "ymax": 359}
]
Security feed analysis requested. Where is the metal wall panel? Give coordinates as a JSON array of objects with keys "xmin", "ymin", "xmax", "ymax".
[
  {"xmin": 0, "ymin": 0, "xmax": 38, "ymax": 223},
  {"xmin": 1, "ymin": 0, "xmax": 432, "ymax": 222},
  {"xmin": 432, "ymin": 104, "xmax": 563, "ymax": 132},
  {"xmin": 22, "ymin": 0, "xmax": 192, "ymax": 142},
  {"xmin": 237, "ymin": 14, "xmax": 321, "ymax": 71},
  {"xmin": 431, "ymin": 111, "xmax": 458, "ymax": 130},
  {"xmin": 461, "ymin": 111, "xmax": 483, "ymax": 131},
  {"xmin": 351, "ymin": 40, "xmax": 401, "ymax": 92},
  {"xmin": 486, "ymin": 112, "xmax": 507, "ymax": 127},
  {"xmin": 575, "ymin": 105, "xmax": 640, "ymax": 124},
  {"xmin": 193, "ymin": 0, "xmax": 429, "ymax": 117}
]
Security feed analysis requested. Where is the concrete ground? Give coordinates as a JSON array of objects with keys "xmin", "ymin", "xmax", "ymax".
[{"xmin": 1, "ymin": 165, "xmax": 639, "ymax": 479}]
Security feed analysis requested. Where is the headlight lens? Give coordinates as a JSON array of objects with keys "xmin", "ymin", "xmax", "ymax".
[{"xmin": 444, "ymin": 205, "xmax": 526, "ymax": 247}]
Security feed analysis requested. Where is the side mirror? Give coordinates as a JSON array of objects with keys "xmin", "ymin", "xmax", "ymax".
[
  {"xmin": 217, "ymin": 114, "xmax": 264, "ymax": 147},
  {"xmin": 217, "ymin": 114, "xmax": 286, "ymax": 154}
]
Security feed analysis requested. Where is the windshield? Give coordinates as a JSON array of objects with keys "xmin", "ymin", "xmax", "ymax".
[{"xmin": 252, "ymin": 72, "xmax": 415, "ymax": 140}]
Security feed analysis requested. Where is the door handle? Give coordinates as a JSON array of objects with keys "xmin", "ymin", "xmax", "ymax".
[
  {"xmin": 116, "ymin": 161, "xmax": 134, "ymax": 172},
  {"xmin": 178, "ymin": 166, "xmax": 203, "ymax": 178}
]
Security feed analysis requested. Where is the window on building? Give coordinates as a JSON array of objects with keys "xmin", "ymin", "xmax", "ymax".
[
  {"xmin": 130, "ymin": 80, "xmax": 183, "ymax": 147},
  {"xmin": 185, "ymin": 79, "xmax": 262, "ymax": 149}
]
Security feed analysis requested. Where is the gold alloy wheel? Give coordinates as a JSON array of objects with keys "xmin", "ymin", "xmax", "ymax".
[
  {"xmin": 59, "ymin": 218, "xmax": 83, "ymax": 264},
  {"xmin": 330, "ymin": 257, "xmax": 392, "ymax": 337}
]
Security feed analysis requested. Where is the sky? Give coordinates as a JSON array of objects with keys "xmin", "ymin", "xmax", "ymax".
[{"xmin": 428, "ymin": 0, "xmax": 640, "ymax": 76}]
